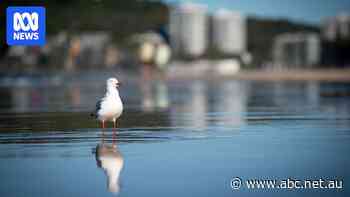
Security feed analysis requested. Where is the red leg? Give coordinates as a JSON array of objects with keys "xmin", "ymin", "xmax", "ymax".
[
  {"xmin": 112, "ymin": 120, "xmax": 117, "ymax": 145},
  {"xmin": 101, "ymin": 120, "xmax": 105, "ymax": 129},
  {"xmin": 101, "ymin": 120, "xmax": 105, "ymax": 144}
]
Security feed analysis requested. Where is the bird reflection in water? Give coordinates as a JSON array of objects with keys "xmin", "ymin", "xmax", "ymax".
[{"xmin": 95, "ymin": 129, "xmax": 124, "ymax": 194}]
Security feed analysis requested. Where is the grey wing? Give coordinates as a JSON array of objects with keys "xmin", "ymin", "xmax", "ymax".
[
  {"xmin": 95, "ymin": 99, "xmax": 103, "ymax": 117},
  {"xmin": 96, "ymin": 100, "xmax": 102, "ymax": 113},
  {"xmin": 90, "ymin": 100, "xmax": 102, "ymax": 118}
]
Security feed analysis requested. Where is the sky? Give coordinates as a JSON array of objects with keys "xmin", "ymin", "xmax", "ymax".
[{"xmin": 163, "ymin": 0, "xmax": 350, "ymax": 24}]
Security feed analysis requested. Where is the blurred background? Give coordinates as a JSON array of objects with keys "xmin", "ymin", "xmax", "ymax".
[
  {"xmin": 0, "ymin": 0, "xmax": 349, "ymax": 112},
  {"xmin": 0, "ymin": 0, "xmax": 349, "ymax": 113},
  {"xmin": 0, "ymin": 0, "xmax": 349, "ymax": 74}
]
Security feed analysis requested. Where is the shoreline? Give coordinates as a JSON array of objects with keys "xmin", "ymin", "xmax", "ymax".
[
  {"xmin": 1, "ymin": 66, "xmax": 350, "ymax": 82},
  {"xmin": 166, "ymin": 68, "xmax": 350, "ymax": 82}
]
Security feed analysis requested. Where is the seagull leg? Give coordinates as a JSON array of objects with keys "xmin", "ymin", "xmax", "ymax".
[
  {"xmin": 112, "ymin": 119, "xmax": 117, "ymax": 146},
  {"xmin": 103, "ymin": 120, "xmax": 105, "ymax": 129},
  {"xmin": 101, "ymin": 120, "xmax": 105, "ymax": 144}
]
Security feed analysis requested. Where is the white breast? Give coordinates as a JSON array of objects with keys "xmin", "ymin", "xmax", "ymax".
[{"xmin": 97, "ymin": 95, "xmax": 123, "ymax": 121}]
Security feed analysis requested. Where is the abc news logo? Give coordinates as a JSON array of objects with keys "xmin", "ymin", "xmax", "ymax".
[
  {"xmin": 6, "ymin": 7, "xmax": 46, "ymax": 46},
  {"xmin": 14, "ymin": 12, "xmax": 39, "ymax": 31},
  {"xmin": 13, "ymin": 12, "xmax": 39, "ymax": 40}
]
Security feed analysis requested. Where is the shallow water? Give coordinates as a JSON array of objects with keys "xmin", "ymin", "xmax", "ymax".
[{"xmin": 0, "ymin": 75, "xmax": 349, "ymax": 196}]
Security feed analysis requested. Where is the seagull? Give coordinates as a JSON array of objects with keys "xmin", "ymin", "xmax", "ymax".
[{"xmin": 95, "ymin": 78, "xmax": 123, "ymax": 128}]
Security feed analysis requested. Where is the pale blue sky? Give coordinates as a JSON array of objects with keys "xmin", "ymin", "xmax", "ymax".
[{"xmin": 163, "ymin": 0, "xmax": 350, "ymax": 24}]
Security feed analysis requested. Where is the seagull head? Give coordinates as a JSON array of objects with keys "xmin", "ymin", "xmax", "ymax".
[{"xmin": 107, "ymin": 78, "xmax": 121, "ymax": 89}]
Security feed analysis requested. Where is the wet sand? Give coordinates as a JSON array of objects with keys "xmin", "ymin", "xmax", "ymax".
[{"xmin": 0, "ymin": 79, "xmax": 349, "ymax": 197}]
